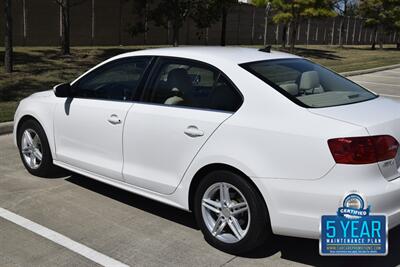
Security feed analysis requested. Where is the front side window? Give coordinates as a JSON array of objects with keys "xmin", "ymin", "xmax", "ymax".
[
  {"xmin": 241, "ymin": 59, "xmax": 377, "ymax": 108},
  {"xmin": 148, "ymin": 59, "xmax": 242, "ymax": 112},
  {"xmin": 72, "ymin": 57, "xmax": 151, "ymax": 101}
]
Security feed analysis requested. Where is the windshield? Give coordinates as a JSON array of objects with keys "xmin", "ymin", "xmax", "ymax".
[{"xmin": 241, "ymin": 59, "xmax": 377, "ymax": 108}]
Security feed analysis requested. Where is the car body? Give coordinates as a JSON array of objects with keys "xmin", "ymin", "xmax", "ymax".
[{"xmin": 13, "ymin": 47, "xmax": 400, "ymax": 252}]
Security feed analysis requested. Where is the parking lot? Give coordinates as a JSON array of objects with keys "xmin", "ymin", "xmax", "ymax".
[
  {"xmin": 1, "ymin": 68, "xmax": 400, "ymax": 267},
  {"xmin": 348, "ymin": 67, "xmax": 400, "ymax": 98}
]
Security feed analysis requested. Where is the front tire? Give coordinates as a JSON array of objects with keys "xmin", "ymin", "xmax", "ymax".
[
  {"xmin": 193, "ymin": 170, "xmax": 272, "ymax": 254},
  {"xmin": 17, "ymin": 119, "xmax": 57, "ymax": 177}
]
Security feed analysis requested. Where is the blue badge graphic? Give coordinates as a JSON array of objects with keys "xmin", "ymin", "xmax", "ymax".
[{"xmin": 320, "ymin": 192, "xmax": 387, "ymax": 256}]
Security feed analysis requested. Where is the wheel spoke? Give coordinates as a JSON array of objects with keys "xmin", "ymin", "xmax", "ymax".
[
  {"xmin": 228, "ymin": 216, "xmax": 244, "ymax": 241},
  {"xmin": 219, "ymin": 183, "xmax": 231, "ymax": 204},
  {"xmin": 29, "ymin": 153, "xmax": 36, "ymax": 168},
  {"xmin": 33, "ymin": 149, "xmax": 42, "ymax": 161},
  {"xmin": 230, "ymin": 202, "xmax": 248, "ymax": 216},
  {"xmin": 212, "ymin": 216, "xmax": 226, "ymax": 236},
  {"xmin": 202, "ymin": 199, "xmax": 221, "ymax": 214},
  {"xmin": 201, "ymin": 182, "xmax": 250, "ymax": 243},
  {"xmin": 21, "ymin": 129, "xmax": 42, "ymax": 169},
  {"xmin": 21, "ymin": 147, "xmax": 30, "ymax": 155},
  {"xmin": 23, "ymin": 131, "xmax": 33, "ymax": 146}
]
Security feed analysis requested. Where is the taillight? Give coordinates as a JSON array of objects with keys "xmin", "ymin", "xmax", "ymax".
[{"xmin": 328, "ymin": 135, "xmax": 399, "ymax": 164}]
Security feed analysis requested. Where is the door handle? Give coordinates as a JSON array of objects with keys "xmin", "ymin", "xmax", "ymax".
[
  {"xmin": 107, "ymin": 114, "xmax": 122, "ymax": 125},
  {"xmin": 184, "ymin": 125, "xmax": 204, "ymax": 137}
]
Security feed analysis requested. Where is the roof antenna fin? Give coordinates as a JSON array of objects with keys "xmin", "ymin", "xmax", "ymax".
[{"xmin": 259, "ymin": 45, "xmax": 271, "ymax": 53}]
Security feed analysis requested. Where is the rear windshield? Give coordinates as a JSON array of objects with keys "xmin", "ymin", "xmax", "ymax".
[{"xmin": 240, "ymin": 59, "xmax": 377, "ymax": 108}]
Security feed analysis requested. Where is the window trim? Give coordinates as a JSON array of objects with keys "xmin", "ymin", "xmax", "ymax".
[
  {"xmin": 140, "ymin": 56, "xmax": 244, "ymax": 113},
  {"xmin": 70, "ymin": 56, "xmax": 154, "ymax": 102},
  {"xmin": 239, "ymin": 58, "xmax": 378, "ymax": 109}
]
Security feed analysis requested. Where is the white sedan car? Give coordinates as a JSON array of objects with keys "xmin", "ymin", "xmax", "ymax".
[{"xmin": 13, "ymin": 47, "xmax": 400, "ymax": 254}]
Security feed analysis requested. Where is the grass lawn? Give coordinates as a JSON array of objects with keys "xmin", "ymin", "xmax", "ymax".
[{"xmin": 0, "ymin": 44, "xmax": 399, "ymax": 122}]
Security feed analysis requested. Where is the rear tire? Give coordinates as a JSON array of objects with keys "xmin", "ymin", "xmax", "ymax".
[
  {"xmin": 193, "ymin": 170, "xmax": 272, "ymax": 254},
  {"xmin": 17, "ymin": 119, "xmax": 58, "ymax": 177}
]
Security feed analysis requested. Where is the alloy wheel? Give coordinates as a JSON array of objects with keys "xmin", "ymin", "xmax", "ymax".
[
  {"xmin": 201, "ymin": 182, "xmax": 250, "ymax": 244},
  {"xmin": 21, "ymin": 129, "xmax": 43, "ymax": 169}
]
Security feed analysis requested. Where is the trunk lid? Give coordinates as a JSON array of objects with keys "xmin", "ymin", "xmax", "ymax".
[{"xmin": 309, "ymin": 96, "xmax": 400, "ymax": 181}]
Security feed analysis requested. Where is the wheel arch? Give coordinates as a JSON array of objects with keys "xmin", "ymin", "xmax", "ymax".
[
  {"xmin": 16, "ymin": 115, "xmax": 40, "ymax": 140},
  {"xmin": 15, "ymin": 114, "xmax": 54, "ymax": 158},
  {"xmin": 188, "ymin": 163, "xmax": 270, "ymax": 215}
]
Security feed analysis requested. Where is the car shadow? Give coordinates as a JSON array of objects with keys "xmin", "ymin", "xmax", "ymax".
[
  {"xmin": 65, "ymin": 173, "xmax": 198, "ymax": 229},
  {"xmin": 244, "ymin": 227, "xmax": 400, "ymax": 266},
  {"xmin": 65, "ymin": 173, "xmax": 400, "ymax": 266}
]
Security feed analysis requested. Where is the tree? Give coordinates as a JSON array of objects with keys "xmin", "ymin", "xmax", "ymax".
[
  {"xmin": 271, "ymin": 0, "xmax": 335, "ymax": 52},
  {"xmin": 359, "ymin": 0, "xmax": 400, "ymax": 49},
  {"xmin": 128, "ymin": 0, "xmax": 238, "ymax": 47},
  {"xmin": 127, "ymin": 0, "xmax": 151, "ymax": 44},
  {"xmin": 252, "ymin": 0, "xmax": 272, "ymax": 46},
  {"xmin": 190, "ymin": 0, "xmax": 220, "ymax": 44},
  {"xmin": 149, "ymin": 0, "xmax": 192, "ymax": 46},
  {"xmin": 217, "ymin": 0, "xmax": 237, "ymax": 46},
  {"xmin": 54, "ymin": 0, "xmax": 87, "ymax": 55},
  {"xmin": 4, "ymin": 0, "xmax": 13, "ymax": 73},
  {"xmin": 333, "ymin": 0, "xmax": 358, "ymax": 47},
  {"xmin": 190, "ymin": 0, "xmax": 237, "ymax": 46}
]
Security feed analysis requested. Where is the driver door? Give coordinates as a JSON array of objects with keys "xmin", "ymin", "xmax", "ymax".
[{"xmin": 54, "ymin": 56, "xmax": 151, "ymax": 181}]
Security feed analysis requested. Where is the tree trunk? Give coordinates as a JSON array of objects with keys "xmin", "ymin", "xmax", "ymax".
[
  {"xmin": 290, "ymin": 21, "xmax": 297, "ymax": 53},
  {"xmin": 371, "ymin": 27, "xmax": 377, "ymax": 50},
  {"xmin": 4, "ymin": 0, "xmax": 13, "ymax": 73},
  {"xmin": 338, "ymin": 18, "xmax": 344, "ymax": 48},
  {"xmin": 172, "ymin": 24, "xmax": 179, "ymax": 47},
  {"xmin": 61, "ymin": 0, "xmax": 70, "ymax": 55},
  {"xmin": 378, "ymin": 25, "xmax": 383, "ymax": 49},
  {"xmin": 281, "ymin": 24, "xmax": 287, "ymax": 48},
  {"xmin": 220, "ymin": 6, "xmax": 227, "ymax": 46}
]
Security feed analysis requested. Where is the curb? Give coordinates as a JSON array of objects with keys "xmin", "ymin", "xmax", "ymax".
[
  {"xmin": 340, "ymin": 63, "xmax": 400, "ymax": 77},
  {"xmin": 0, "ymin": 121, "xmax": 13, "ymax": 136},
  {"xmin": 0, "ymin": 65, "xmax": 399, "ymax": 136}
]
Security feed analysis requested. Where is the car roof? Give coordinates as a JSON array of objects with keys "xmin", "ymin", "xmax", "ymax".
[{"xmin": 112, "ymin": 46, "xmax": 300, "ymax": 65}]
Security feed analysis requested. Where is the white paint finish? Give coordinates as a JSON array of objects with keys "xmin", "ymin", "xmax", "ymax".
[
  {"xmin": 13, "ymin": 91, "xmax": 61, "ymax": 158},
  {"xmin": 53, "ymin": 160, "xmax": 187, "ymax": 210},
  {"xmin": 310, "ymin": 96, "xmax": 400, "ymax": 180},
  {"xmin": 12, "ymin": 47, "xmax": 400, "ymax": 241},
  {"xmin": 54, "ymin": 98, "xmax": 133, "ymax": 181},
  {"xmin": 123, "ymin": 103, "xmax": 231, "ymax": 194},
  {"xmin": 70, "ymin": 47, "xmax": 299, "ymax": 86},
  {"xmin": 0, "ymin": 207, "xmax": 129, "ymax": 267},
  {"xmin": 256, "ymin": 163, "xmax": 400, "ymax": 238}
]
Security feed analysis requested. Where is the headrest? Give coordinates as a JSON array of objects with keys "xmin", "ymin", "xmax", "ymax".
[
  {"xmin": 280, "ymin": 83, "xmax": 298, "ymax": 96},
  {"xmin": 167, "ymin": 68, "xmax": 192, "ymax": 94},
  {"xmin": 299, "ymin": 71, "xmax": 320, "ymax": 91}
]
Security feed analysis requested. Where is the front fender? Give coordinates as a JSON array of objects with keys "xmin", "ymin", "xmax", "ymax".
[{"xmin": 13, "ymin": 94, "xmax": 58, "ymax": 159}]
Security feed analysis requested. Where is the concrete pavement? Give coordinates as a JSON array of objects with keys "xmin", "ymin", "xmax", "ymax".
[
  {"xmin": 348, "ymin": 67, "xmax": 400, "ymax": 97},
  {"xmin": 1, "ymin": 68, "xmax": 400, "ymax": 266},
  {"xmin": 2, "ymin": 133, "xmax": 400, "ymax": 266}
]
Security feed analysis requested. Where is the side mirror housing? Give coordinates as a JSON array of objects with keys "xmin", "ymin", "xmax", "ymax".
[{"xmin": 54, "ymin": 83, "xmax": 73, "ymax": 97}]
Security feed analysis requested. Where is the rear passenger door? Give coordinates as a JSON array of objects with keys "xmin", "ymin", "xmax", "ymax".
[{"xmin": 122, "ymin": 58, "xmax": 243, "ymax": 194}]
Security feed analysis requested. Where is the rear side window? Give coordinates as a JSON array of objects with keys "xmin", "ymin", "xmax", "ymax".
[
  {"xmin": 241, "ymin": 59, "xmax": 377, "ymax": 108},
  {"xmin": 73, "ymin": 57, "xmax": 151, "ymax": 101},
  {"xmin": 148, "ymin": 59, "xmax": 242, "ymax": 112}
]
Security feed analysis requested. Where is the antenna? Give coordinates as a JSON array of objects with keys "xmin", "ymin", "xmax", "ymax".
[{"xmin": 259, "ymin": 45, "xmax": 272, "ymax": 53}]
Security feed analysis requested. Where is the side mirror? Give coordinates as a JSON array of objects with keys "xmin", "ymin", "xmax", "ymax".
[{"xmin": 54, "ymin": 83, "xmax": 73, "ymax": 97}]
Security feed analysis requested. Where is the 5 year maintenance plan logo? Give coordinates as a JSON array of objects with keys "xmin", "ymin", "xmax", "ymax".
[{"xmin": 320, "ymin": 191, "xmax": 388, "ymax": 256}]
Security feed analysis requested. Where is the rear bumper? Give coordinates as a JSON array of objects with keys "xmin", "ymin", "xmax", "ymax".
[{"xmin": 253, "ymin": 163, "xmax": 400, "ymax": 239}]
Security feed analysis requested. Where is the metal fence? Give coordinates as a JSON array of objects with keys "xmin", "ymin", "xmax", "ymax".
[{"xmin": 0, "ymin": 0, "xmax": 398, "ymax": 46}]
